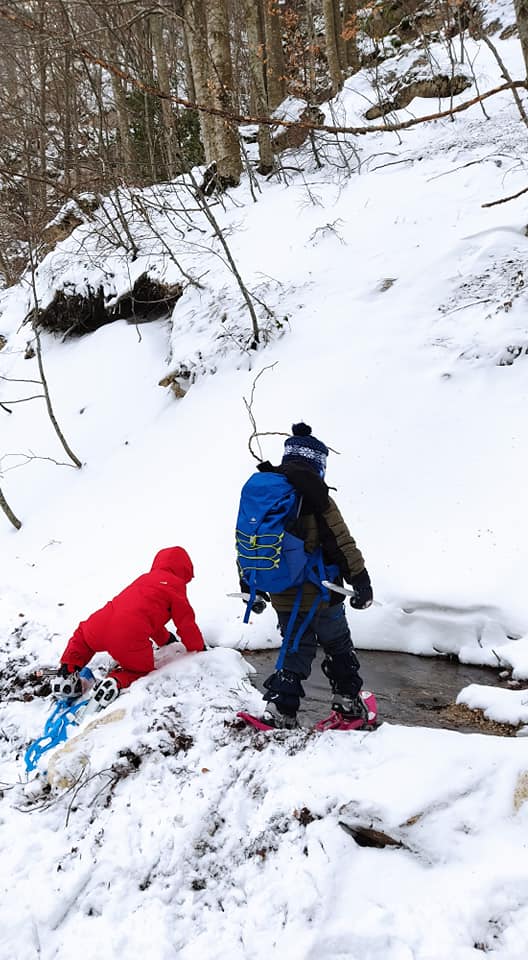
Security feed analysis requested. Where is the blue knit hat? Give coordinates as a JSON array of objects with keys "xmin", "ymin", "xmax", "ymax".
[{"xmin": 282, "ymin": 423, "xmax": 329, "ymax": 476}]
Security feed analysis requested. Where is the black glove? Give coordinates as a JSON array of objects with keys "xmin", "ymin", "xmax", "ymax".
[
  {"xmin": 251, "ymin": 597, "xmax": 268, "ymax": 615},
  {"xmin": 240, "ymin": 580, "xmax": 270, "ymax": 614},
  {"xmin": 58, "ymin": 663, "xmax": 82, "ymax": 677},
  {"xmin": 165, "ymin": 631, "xmax": 178, "ymax": 645},
  {"xmin": 349, "ymin": 569, "xmax": 373, "ymax": 610}
]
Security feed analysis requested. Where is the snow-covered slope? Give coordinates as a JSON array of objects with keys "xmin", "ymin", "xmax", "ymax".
[{"xmin": 1, "ymin": 18, "xmax": 528, "ymax": 959}]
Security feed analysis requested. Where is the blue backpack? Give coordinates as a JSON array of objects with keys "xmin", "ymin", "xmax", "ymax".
[{"xmin": 235, "ymin": 472, "xmax": 338, "ymax": 668}]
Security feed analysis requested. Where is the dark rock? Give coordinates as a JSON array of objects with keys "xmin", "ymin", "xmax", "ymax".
[
  {"xmin": 27, "ymin": 273, "xmax": 183, "ymax": 339},
  {"xmin": 365, "ymin": 75, "xmax": 472, "ymax": 120}
]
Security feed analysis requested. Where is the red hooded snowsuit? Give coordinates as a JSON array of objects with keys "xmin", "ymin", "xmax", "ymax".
[{"xmin": 60, "ymin": 546, "xmax": 204, "ymax": 689}]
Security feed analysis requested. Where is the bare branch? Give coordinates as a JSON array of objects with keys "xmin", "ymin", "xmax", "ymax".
[
  {"xmin": 243, "ymin": 363, "xmax": 342, "ymax": 460},
  {"xmin": 33, "ymin": 328, "xmax": 82, "ymax": 468},
  {"xmin": 0, "ymin": 485, "xmax": 22, "ymax": 530},
  {"xmin": 0, "ymin": 374, "xmax": 43, "ymax": 384},
  {"xmin": 0, "ymin": 395, "xmax": 46, "ymax": 403},
  {"xmin": 185, "ymin": 168, "xmax": 261, "ymax": 344},
  {"xmin": 248, "ymin": 429, "xmax": 291, "ymax": 461},
  {"xmin": 1, "ymin": 452, "xmax": 78, "ymax": 471},
  {"xmin": 25, "ymin": 244, "xmax": 83, "ymax": 469},
  {"xmin": 479, "ymin": 33, "xmax": 528, "ymax": 128},
  {"xmin": 482, "ymin": 185, "xmax": 528, "ymax": 208},
  {"xmin": 243, "ymin": 362, "xmax": 286, "ymax": 461}
]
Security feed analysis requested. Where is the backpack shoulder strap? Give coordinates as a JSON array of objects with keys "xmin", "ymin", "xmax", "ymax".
[{"xmin": 274, "ymin": 547, "xmax": 336, "ymax": 670}]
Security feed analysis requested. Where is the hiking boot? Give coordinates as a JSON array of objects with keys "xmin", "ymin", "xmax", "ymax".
[
  {"xmin": 261, "ymin": 701, "xmax": 298, "ymax": 730},
  {"xmin": 51, "ymin": 667, "xmax": 82, "ymax": 701},
  {"xmin": 332, "ymin": 693, "xmax": 369, "ymax": 723},
  {"xmin": 93, "ymin": 676, "xmax": 120, "ymax": 709},
  {"xmin": 315, "ymin": 692, "xmax": 370, "ymax": 732}
]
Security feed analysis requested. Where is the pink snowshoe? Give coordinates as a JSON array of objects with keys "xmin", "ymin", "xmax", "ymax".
[
  {"xmin": 236, "ymin": 702, "xmax": 298, "ymax": 731},
  {"xmin": 237, "ymin": 711, "xmax": 277, "ymax": 731},
  {"xmin": 237, "ymin": 691, "xmax": 378, "ymax": 734},
  {"xmin": 314, "ymin": 691, "xmax": 378, "ymax": 732}
]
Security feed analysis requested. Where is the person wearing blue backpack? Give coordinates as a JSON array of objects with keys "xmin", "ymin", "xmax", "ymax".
[{"xmin": 235, "ymin": 422, "xmax": 374, "ymax": 731}]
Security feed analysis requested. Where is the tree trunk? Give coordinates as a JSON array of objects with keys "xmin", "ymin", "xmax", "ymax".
[
  {"xmin": 183, "ymin": 0, "xmax": 217, "ymax": 163},
  {"xmin": 140, "ymin": 20, "xmax": 158, "ymax": 181},
  {"xmin": 37, "ymin": 0, "xmax": 48, "ymax": 210},
  {"xmin": 334, "ymin": 0, "xmax": 347, "ymax": 70},
  {"xmin": 242, "ymin": 0, "xmax": 274, "ymax": 174},
  {"xmin": 181, "ymin": 14, "xmax": 196, "ymax": 103},
  {"xmin": 151, "ymin": 12, "xmax": 175, "ymax": 178},
  {"xmin": 514, "ymin": 0, "xmax": 528, "ymax": 78},
  {"xmin": 62, "ymin": 50, "xmax": 72, "ymax": 190},
  {"xmin": 262, "ymin": 0, "xmax": 286, "ymax": 109},
  {"xmin": 111, "ymin": 73, "xmax": 133, "ymax": 178},
  {"xmin": 57, "ymin": 1, "xmax": 86, "ymax": 187},
  {"xmin": 323, "ymin": 0, "xmax": 343, "ymax": 95},
  {"xmin": 106, "ymin": 27, "xmax": 134, "ymax": 179},
  {"xmin": 342, "ymin": 0, "xmax": 359, "ymax": 71},
  {"xmin": 305, "ymin": 0, "xmax": 317, "ymax": 96},
  {"xmin": 207, "ymin": 0, "xmax": 242, "ymax": 186}
]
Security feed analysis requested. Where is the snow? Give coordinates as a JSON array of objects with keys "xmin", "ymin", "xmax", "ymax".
[
  {"xmin": 1, "ymin": 17, "xmax": 528, "ymax": 960},
  {"xmin": 458, "ymin": 682, "xmax": 528, "ymax": 726}
]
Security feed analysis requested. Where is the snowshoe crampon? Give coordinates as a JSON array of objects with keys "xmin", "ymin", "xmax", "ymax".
[
  {"xmin": 24, "ymin": 667, "xmax": 103, "ymax": 774},
  {"xmin": 24, "ymin": 696, "xmax": 91, "ymax": 773}
]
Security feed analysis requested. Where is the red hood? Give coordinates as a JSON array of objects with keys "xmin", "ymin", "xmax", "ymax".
[{"xmin": 150, "ymin": 547, "xmax": 194, "ymax": 583}]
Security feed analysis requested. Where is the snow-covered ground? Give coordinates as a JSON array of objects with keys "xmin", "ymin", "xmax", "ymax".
[{"xmin": 2, "ymin": 13, "xmax": 528, "ymax": 959}]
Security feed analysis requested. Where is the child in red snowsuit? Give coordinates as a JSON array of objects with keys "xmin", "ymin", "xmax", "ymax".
[{"xmin": 52, "ymin": 546, "xmax": 205, "ymax": 706}]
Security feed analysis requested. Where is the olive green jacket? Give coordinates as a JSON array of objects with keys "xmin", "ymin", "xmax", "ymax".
[{"xmin": 271, "ymin": 496, "xmax": 366, "ymax": 614}]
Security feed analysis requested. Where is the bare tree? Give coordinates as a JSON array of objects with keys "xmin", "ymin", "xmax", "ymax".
[
  {"xmin": 25, "ymin": 240, "xmax": 82, "ymax": 469},
  {"xmin": 323, "ymin": 0, "xmax": 344, "ymax": 95},
  {"xmin": 242, "ymin": 0, "xmax": 274, "ymax": 174},
  {"xmin": 342, "ymin": 0, "xmax": 359, "ymax": 71},
  {"xmin": 207, "ymin": 0, "xmax": 242, "ymax": 186},
  {"xmin": 182, "ymin": 0, "xmax": 218, "ymax": 162},
  {"xmin": 151, "ymin": 11, "xmax": 176, "ymax": 176},
  {"xmin": 262, "ymin": 0, "xmax": 286, "ymax": 109},
  {"xmin": 514, "ymin": 0, "xmax": 528, "ymax": 78}
]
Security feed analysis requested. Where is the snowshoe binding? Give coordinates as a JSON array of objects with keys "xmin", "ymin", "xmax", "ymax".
[
  {"xmin": 314, "ymin": 690, "xmax": 378, "ymax": 732},
  {"xmin": 51, "ymin": 665, "xmax": 83, "ymax": 701},
  {"xmin": 237, "ymin": 702, "xmax": 299, "ymax": 731},
  {"xmin": 92, "ymin": 676, "xmax": 120, "ymax": 708}
]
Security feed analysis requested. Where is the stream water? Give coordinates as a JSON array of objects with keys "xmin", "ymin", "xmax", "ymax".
[{"xmin": 242, "ymin": 647, "xmax": 509, "ymax": 734}]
